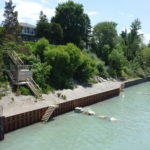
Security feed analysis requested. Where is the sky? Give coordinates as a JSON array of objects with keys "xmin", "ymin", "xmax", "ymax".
[{"xmin": 0, "ymin": 0, "xmax": 150, "ymax": 43}]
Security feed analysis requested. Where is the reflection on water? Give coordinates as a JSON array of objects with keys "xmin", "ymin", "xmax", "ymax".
[{"xmin": 0, "ymin": 82, "xmax": 150, "ymax": 150}]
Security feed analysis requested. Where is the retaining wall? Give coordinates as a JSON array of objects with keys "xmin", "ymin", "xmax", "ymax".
[
  {"xmin": 0, "ymin": 116, "xmax": 4, "ymax": 141},
  {"xmin": 3, "ymin": 88, "xmax": 120, "ymax": 133},
  {"xmin": 124, "ymin": 77, "xmax": 150, "ymax": 88}
]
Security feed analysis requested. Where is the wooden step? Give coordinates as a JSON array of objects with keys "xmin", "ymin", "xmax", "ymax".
[
  {"xmin": 26, "ymin": 78, "xmax": 42, "ymax": 98},
  {"xmin": 41, "ymin": 105, "xmax": 58, "ymax": 123}
]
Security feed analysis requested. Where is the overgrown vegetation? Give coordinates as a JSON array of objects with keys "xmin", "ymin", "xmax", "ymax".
[{"xmin": 0, "ymin": 0, "xmax": 150, "ymax": 96}]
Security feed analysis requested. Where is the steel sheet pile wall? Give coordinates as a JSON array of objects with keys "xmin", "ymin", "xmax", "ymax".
[
  {"xmin": 124, "ymin": 77, "xmax": 150, "ymax": 88},
  {"xmin": 4, "ymin": 88, "xmax": 120, "ymax": 133},
  {"xmin": 0, "ymin": 116, "xmax": 4, "ymax": 140},
  {"xmin": 4, "ymin": 108, "xmax": 48, "ymax": 133}
]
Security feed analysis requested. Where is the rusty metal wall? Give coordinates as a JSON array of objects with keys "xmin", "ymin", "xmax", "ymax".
[{"xmin": 4, "ymin": 88, "xmax": 120, "ymax": 133}]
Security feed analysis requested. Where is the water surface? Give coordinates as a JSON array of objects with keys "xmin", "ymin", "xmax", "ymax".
[{"xmin": 0, "ymin": 82, "xmax": 150, "ymax": 150}]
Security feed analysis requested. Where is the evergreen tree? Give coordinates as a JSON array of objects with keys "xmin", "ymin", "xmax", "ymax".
[
  {"xmin": 35, "ymin": 11, "xmax": 50, "ymax": 40},
  {"xmin": 3, "ymin": 0, "xmax": 20, "ymax": 42},
  {"xmin": 121, "ymin": 19, "xmax": 142, "ymax": 61}
]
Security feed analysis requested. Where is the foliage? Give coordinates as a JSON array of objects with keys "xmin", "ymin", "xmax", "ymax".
[
  {"xmin": 92, "ymin": 22, "xmax": 118, "ymax": 63},
  {"xmin": 19, "ymin": 86, "xmax": 32, "ymax": 95},
  {"xmin": 34, "ymin": 38, "xmax": 49, "ymax": 62},
  {"xmin": 51, "ymin": 1, "xmax": 90, "ymax": 47},
  {"xmin": 82, "ymin": 14, "xmax": 91, "ymax": 49},
  {"xmin": 3, "ymin": 0, "xmax": 21, "ymax": 42},
  {"xmin": 0, "ymin": 49, "xmax": 4, "ymax": 81},
  {"xmin": 120, "ymin": 19, "xmax": 142, "ymax": 61},
  {"xmin": 35, "ymin": 11, "xmax": 50, "ymax": 40},
  {"xmin": 49, "ymin": 22, "xmax": 63, "ymax": 45},
  {"xmin": 140, "ymin": 47, "xmax": 150, "ymax": 66},
  {"xmin": 108, "ymin": 49, "xmax": 127, "ymax": 77},
  {"xmin": 32, "ymin": 62, "xmax": 52, "ymax": 93},
  {"xmin": 45, "ymin": 47, "xmax": 70, "ymax": 88},
  {"xmin": 74, "ymin": 54, "xmax": 98, "ymax": 82},
  {"xmin": 0, "ymin": 27, "xmax": 5, "ymax": 45},
  {"xmin": 83, "ymin": 50, "xmax": 108, "ymax": 77}
]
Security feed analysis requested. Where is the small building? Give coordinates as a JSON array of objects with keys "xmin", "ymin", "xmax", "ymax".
[{"xmin": 20, "ymin": 23, "xmax": 36, "ymax": 42}]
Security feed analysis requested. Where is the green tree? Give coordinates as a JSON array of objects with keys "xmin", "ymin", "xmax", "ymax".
[
  {"xmin": 140, "ymin": 47, "xmax": 150, "ymax": 66},
  {"xmin": 35, "ymin": 11, "xmax": 50, "ymax": 40},
  {"xmin": 0, "ymin": 27, "xmax": 5, "ymax": 45},
  {"xmin": 49, "ymin": 22, "xmax": 63, "ymax": 45},
  {"xmin": 51, "ymin": 1, "xmax": 90, "ymax": 47},
  {"xmin": 121, "ymin": 19, "xmax": 142, "ymax": 61},
  {"xmin": 92, "ymin": 22, "xmax": 118, "ymax": 63},
  {"xmin": 74, "ymin": 54, "xmax": 98, "ymax": 82},
  {"xmin": 108, "ymin": 49, "xmax": 127, "ymax": 77},
  {"xmin": 34, "ymin": 38, "xmax": 49, "ymax": 62},
  {"xmin": 83, "ymin": 14, "xmax": 91, "ymax": 49},
  {"xmin": 3, "ymin": 0, "xmax": 20, "ymax": 42},
  {"xmin": 44, "ymin": 47, "xmax": 70, "ymax": 88}
]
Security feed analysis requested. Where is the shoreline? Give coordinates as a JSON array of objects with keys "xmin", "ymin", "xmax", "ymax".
[
  {"xmin": 0, "ymin": 81, "xmax": 121, "ymax": 117},
  {"xmin": 0, "ymin": 77, "xmax": 149, "ymax": 139},
  {"xmin": 0, "ymin": 77, "xmax": 150, "ymax": 117}
]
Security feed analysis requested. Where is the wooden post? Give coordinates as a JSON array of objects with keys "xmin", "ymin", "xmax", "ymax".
[{"xmin": 0, "ymin": 116, "xmax": 5, "ymax": 141}]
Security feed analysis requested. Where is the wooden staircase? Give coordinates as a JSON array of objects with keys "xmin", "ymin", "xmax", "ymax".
[
  {"xmin": 41, "ymin": 105, "xmax": 58, "ymax": 123},
  {"xmin": 5, "ymin": 70, "xmax": 16, "ymax": 84},
  {"xmin": 6, "ymin": 51, "xmax": 42, "ymax": 98},
  {"xmin": 7, "ymin": 51, "xmax": 24, "ymax": 65},
  {"xmin": 26, "ymin": 78, "xmax": 42, "ymax": 98}
]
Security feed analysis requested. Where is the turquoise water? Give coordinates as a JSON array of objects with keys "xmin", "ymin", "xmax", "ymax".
[{"xmin": 1, "ymin": 82, "xmax": 150, "ymax": 150}]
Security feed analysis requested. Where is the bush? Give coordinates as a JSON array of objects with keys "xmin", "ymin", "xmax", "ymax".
[
  {"xmin": 33, "ymin": 62, "xmax": 52, "ymax": 92},
  {"xmin": 19, "ymin": 86, "xmax": 32, "ymax": 95},
  {"xmin": 44, "ymin": 47, "xmax": 70, "ymax": 88},
  {"xmin": 82, "ymin": 50, "xmax": 108, "ymax": 78},
  {"xmin": 45, "ymin": 43, "xmax": 82, "ymax": 88},
  {"xmin": 34, "ymin": 38, "xmax": 49, "ymax": 61},
  {"xmin": 108, "ymin": 49, "xmax": 127, "ymax": 77},
  {"xmin": 74, "ymin": 54, "xmax": 98, "ymax": 82}
]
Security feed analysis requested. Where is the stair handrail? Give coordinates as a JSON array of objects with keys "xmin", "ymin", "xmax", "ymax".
[
  {"xmin": 28, "ymin": 77, "xmax": 42, "ymax": 91},
  {"xmin": 7, "ymin": 51, "xmax": 24, "ymax": 65},
  {"xmin": 12, "ymin": 51, "xmax": 24, "ymax": 65},
  {"xmin": 26, "ymin": 78, "xmax": 42, "ymax": 97}
]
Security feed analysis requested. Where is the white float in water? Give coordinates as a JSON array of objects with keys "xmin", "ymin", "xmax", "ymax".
[
  {"xmin": 109, "ymin": 117, "xmax": 119, "ymax": 122},
  {"xmin": 98, "ymin": 115, "xmax": 109, "ymax": 119}
]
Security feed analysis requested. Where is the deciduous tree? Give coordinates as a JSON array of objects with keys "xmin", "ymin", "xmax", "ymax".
[{"xmin": 51, "ymin": 1, "xmax": 90, "ymax": 47}]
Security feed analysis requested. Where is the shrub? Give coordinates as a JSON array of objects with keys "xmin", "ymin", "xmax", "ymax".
[
  {"xmin": 19, "ymin": 86, "xmax": 32, "ymax": 95},
  {"xmin": 33, "ymin": 62, "xmax": 52, "ymax": 92},
  {"xmin": 74, "ymin": 54, "xmax": 98, "ymax": 82},
  {"xmin": 108, "ymin": 49, "xmax": 127, "ymax": 77},
  {"xmin": 45, "ymin": 43, "xmax": 83, "ymax": 88},
  {"xmin": 34, "ymin": 38, "xmax": 49, "ymax": 61}
]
